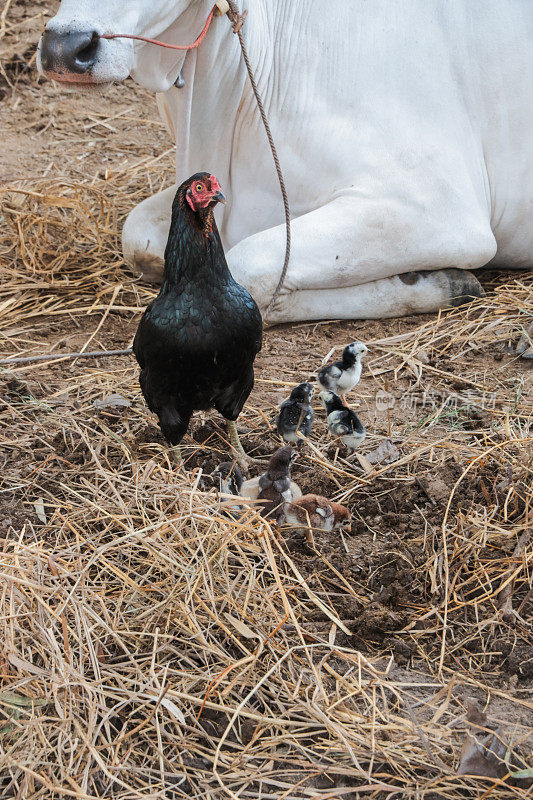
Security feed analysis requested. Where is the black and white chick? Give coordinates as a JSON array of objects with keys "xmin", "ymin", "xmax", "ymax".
[
  {"xmin": 257, "ymin": 446, "xmax": 297, "ymax": 521},
  {"xmin": 276, "ymin": 382, "xmax": 315, "ymax": 443},
  {"xmin": 319, "ymin": 390, "xmax": 366, "ymax": 452},
  {"xmin": 211, "ymin": 461, "xmax": 244, "ymax": 516},
  {"xmin": 318, "ymin": 341, "xmax": 368, "ymax": 405},
  {"xmin": 212, "ymin": 461, "xmax": 244, "ymax": 497}
]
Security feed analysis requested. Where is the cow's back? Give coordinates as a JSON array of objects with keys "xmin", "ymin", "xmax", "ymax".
[{"xmin": 181, "ymin": 0, "xmax": 533, "ymax": 264}]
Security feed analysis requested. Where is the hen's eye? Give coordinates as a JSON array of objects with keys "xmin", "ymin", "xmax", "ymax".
[{"xmin": 195, "ymin": 183, "xmax": 203, "ymax": 192}]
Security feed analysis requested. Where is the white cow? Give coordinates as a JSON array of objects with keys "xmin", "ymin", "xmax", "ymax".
[{"xmin": 38, "ymin": 0, "xmax": 533, "ymax": 323}]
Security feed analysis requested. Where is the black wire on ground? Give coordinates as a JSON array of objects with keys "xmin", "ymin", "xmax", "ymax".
[{"xmin": 0, "ymin": 348, "xmax": 133, "ymax": 367}]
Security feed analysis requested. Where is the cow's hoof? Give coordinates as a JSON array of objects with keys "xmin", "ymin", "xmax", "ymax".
[
  {"xmin": 516, "ymin": 322, "xmax": 533, "ymax": 359},
  {"xmin": 441, "ymin": 268, "xmax": 484, "ymax": 307}
]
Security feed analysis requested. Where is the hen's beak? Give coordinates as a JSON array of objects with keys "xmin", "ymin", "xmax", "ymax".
[{"xmin": 213, "ymin": 190, "xmax": 226, "ymax": 205}]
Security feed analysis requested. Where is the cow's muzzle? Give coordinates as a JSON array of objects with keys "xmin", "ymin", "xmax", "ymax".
[{"xmin": 40, "ymin": 29, "xmax": 100, "ymax": 80}]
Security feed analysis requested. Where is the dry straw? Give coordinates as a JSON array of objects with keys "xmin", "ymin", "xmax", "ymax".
[{"xmin": 1, "ymin": 167, "xmax": 531, "ymax": 800}]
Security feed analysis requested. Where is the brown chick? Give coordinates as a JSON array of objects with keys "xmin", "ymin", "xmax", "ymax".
[
  {"xmin": 256, "ymin": 446, "xmax": 296, "ymax": 521},
  {"xmin": 284, "ymin": 494, "xmax": 334, "ymax": 530},
  {"xmin": 329, "ymin": 501, "xmax": 352, "ymax": 530},
  {"xmin": 284, "ymin": 494, "xmax": 351, "ymax": 543}
]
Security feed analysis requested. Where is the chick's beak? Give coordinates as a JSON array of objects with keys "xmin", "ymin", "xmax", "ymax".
[{"xmin": 213, "ymin": 190, "xmax": 226, "ymax": 205}]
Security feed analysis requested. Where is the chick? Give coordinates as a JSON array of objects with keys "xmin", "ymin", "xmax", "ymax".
[
  {"xmin": 318, "ymin": 341, "xmax": 368, "ymax": 405},
  {"xmin": 212, "ymin": 461, "xmax": 244, "ymax": 497},
  {"xmin": 256, "ymin": 446, "xmax": 297, "ymax": 521},
  {"xmin": 284, "ymin": 494, "xmax": 351, "ymax": 530},
  {"xmin": 276, "ymin": 382, "xmax": 315, "ymax": 443},
  {"xmin": 284, "ymin": 494, "xmax": 351, "ymax": 544},
  {"xmin": 284, "ymin": 494, "xmax": 327, "ymax": 527},
  {"xmin": 241, "ymin": 475, "xmax": 302, "ymax": 501},
  {"xmin": 319, "ymin": 390, "xmax": 366, "ymax": 452},
  {"xmin": 211, "ymin": 461, "xmax": 244, "ymax": 516}
]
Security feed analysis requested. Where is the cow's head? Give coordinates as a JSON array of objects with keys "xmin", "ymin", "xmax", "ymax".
[{"xmin": 38, "ymin": 0, "xmax": 205, "ymax": 91}]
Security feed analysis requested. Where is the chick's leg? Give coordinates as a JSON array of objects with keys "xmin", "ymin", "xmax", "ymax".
[{"xmin": 226, "ymin": 420, "xmax": 250, "ymax": 473}]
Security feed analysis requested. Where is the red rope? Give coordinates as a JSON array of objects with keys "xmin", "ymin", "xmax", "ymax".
[{"xmin": 100, "ymin": 6, "xmax": 216, "ymax": 50}]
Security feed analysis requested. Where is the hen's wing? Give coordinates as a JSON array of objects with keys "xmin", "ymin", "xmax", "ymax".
[
  {"xmin": 212, "ymin": 282, "xmax": 262, "ymax": 420},
  {"xmin": 132, "ymin": 302, "xmax": 152, "ymax": 370},
  {"xmin": 133, "ymin": 301, "xmax": 195, "ymax": 444},
  {"xmin": 133, "ymin": 303, "xmax": 175, "ymax": 410}
]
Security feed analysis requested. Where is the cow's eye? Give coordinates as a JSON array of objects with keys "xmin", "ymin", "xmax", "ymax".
[{"xmin": 195, "ymin": 183, "xmax": 203, "ymax": 192}]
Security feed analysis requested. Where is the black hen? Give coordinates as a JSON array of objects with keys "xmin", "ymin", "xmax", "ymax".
[{"xmin": 133, "ymin": 172, "xmax": 262, "ymax": 468}]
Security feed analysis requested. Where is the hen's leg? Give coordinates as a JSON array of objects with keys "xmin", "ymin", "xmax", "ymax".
[
  {"xmin": 160, "ymin": 405, "xmax": 192, "ymax": 471},
  {"xmin": 226, "ymin": 420, "xmax": 250, "ymax": 474},
  {"xmin": 215, "ymin": 370, "xmax": 256, "ymax": 473},
  {"xmin": 168, "ymin": 445, "xmax": 182, "ymax": 467}
]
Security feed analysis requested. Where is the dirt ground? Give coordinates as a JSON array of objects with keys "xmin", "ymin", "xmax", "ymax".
[{"xmin": 0, "ymin": 3, "xmax": 532, "ymax": 798}]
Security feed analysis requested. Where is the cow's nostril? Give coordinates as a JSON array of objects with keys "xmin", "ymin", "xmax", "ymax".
[
  {"xmin": 41, "ymin": 29, "xmax": 100, "ymax": 75},
  {"xmin": 74, "ymin": 32, "xmax": 99, "ymax": 70}
]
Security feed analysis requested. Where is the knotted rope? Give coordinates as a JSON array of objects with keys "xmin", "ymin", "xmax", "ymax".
[{"xmin": 100, "ymin": 6, "xmax": 216, "ymax": 51}]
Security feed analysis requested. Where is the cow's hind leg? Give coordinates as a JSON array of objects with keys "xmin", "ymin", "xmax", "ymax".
[
  {"xmin": 266, "ymin": 268, "xmax": 484, "ymax": 325},
  {"xmin": 226, "ymin": 193, "xmax": 494, "ymax": 322}
]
